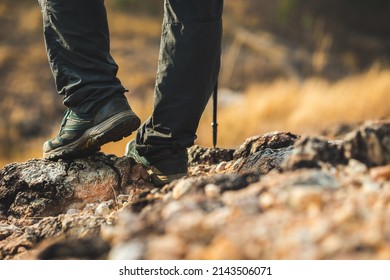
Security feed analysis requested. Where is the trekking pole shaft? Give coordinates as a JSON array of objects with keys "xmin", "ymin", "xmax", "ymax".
[{"xmin": 211, "ymin": 81, "xmax": 218, "ymax": 148}]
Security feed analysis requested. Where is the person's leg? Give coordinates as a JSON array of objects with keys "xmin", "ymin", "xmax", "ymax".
[
  {"xmin": 38, "ymin": 0, "xmax": 124, "ymax": 113},
  {"xmin": 39, "ymin": 0, "xmax": 140, "ymax": 159},
  {"xmin": 127, "ymin": 0, "xmax": 224, "ymax": 186},
  {"xmin": 136, "ymin": 0, "xmax": 223, "ymax": 155}
]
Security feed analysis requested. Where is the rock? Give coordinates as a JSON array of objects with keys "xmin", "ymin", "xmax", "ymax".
[
  {"xmin": 95, "ymin": 202, "xmax": 112, "ymax": 216},
  {"xmin": 282, "ymin": 136, "xmax": 346, "ymax": 170},
  {"xmin": 232, "ymin": 132, "xmax": 299, "ymax": 174},
  {"xmin": 208, "ymin": 173, "xmax": 261, "ymax": 192},
  {"xmin": 344, "ymin": 120, "xmax": 390, "ymax": 166},
  {"xmin": 237, "ymin": 147, "xmax": 294, "ymax": 174},
  {"xmin": 116, "ymin": 194, "xmax": 131, "ymax": 207},
  {"xmin": 0, "ymin": 154, "xmax": 152, "ymax": 218},
  {"xmin": 0, "ymin": 213, "xmax": 107, "ymax": 259},
  {"xmin": 0, "ymin": 224, "xmax": 21, "ymax": 240},
  {"xmin": 233, "ymin": 131, "xmax": 299, "ymax": 159},
  {"xmin": 188, "ymin": 145, "xmax": 234, "ymax": 166},
  {"xmin": 282, "ymin": 120, "xmax": 390, "ymax": 170}
]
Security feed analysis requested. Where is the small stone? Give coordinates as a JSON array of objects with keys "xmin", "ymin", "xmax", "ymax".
[
  {"xmin": 108, "ymin": 240, "xmax": 145, "ymax": 260},
  {"xmin": 288, "ymin": 187, "xmax": 323, "ymax": 211},
  {"xmin": 191, "ymin": 165, "xmax": 202, "ymax": 174},
  {"xmin": 204, "ymin": 184, "xmax": 221, "ymax": 199},
  {"xmin": 216, "ymin": 161, "xmax": 227, "ymax": 173},
  {"xmin": 347, "ymin": 159, "xmax": 368, "ymax": 174},
  {"xmin": 17, "ymin": 247, "xmax": 27, "ymax": 254},
  {"xmin": 84, "ymin": 203, "xmax": 98, "ymax": 212},
  {"xmin": 258, "ymin": 193, "xmax": 275, "ymax": 210},
  {"xmin": 66, "ymin": 209, "xmax": 80, "ymax": 215},
  {"xmin": 116, "ymin": 194, "xmax": 130, "ymax": 205},
  {"xmin": 0, "ymin": 224, "xmax": 20, "ymax": 240},
  {"xmin": 172, "ymin": 179, "xmax": 194, "ymax": 199},
  {"xmin": 105, "ymin": 214, "xmax": 116, "ymax": 226},
  {"xmin": 95, "ymin": 202, "xmax": 111, "ymax": 216},
  {"xmin": 370, "ymin": 165, "xmax": 390, "ymax": 180}
]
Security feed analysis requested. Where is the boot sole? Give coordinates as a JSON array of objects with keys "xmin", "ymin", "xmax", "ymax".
[{"xmin": 43, "ymin": 110, "xmax": 140, "ymax": 160}]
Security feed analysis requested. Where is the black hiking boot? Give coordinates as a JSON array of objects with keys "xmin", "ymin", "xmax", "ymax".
[
  {"xmin": 43, "ymin": 94, "xmax": 141, "ymax": 160},
  {"xmin": 125, "ymin": 140, "xmax": 188, "ymax": 187}
]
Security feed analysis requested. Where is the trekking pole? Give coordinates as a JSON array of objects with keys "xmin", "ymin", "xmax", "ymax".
[{"xmin": 211, "ymin": 81, "xmax": 218, "ymax": 148}]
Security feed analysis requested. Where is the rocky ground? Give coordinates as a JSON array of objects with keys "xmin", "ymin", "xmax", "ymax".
[{"xmin": 0, "ymin": 120, "xmax": 390, "ymax": 260}]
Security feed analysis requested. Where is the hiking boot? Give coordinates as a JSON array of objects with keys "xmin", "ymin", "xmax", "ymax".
[
  {"xmin": 43, "ymin": 94, "xmax": 141, "ymax": 160},
  {"xmin": 125, "ymin": 140, "xmax": 188, "ymax": 187}
]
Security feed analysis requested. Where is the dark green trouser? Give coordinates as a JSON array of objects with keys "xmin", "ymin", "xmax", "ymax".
[{"xmin": 39, "ymin": 0, "xmax": 223, "ymax": 157}]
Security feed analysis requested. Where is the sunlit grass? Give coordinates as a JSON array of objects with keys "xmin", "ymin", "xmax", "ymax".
[
  {"xmin": 196, "ymin": 66, "xmax": 390, "ymax": 148},
  {"xmin": 108, "ymin": 11, "xmax": 161, "ymax": 38}
]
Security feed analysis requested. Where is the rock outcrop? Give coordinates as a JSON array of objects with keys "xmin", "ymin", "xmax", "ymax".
[
  {"xmin": 0, "ymin": 154, "xmax": 152, "ymax": 219},
  {"xmin": 0, "ymin": 120, "xmax": 389, "ymax": 260}
]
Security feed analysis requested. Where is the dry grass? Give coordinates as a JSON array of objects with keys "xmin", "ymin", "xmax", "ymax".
[
  {"xmin": 196, "ymin": 66, "xmax": 390, "ymax": 148},
  {"xmin": 109, "ymin": 11, "xmax": 161, "ymax": 38}
]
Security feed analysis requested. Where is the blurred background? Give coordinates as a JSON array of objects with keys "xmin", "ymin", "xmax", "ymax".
[{"xmin": 1, "ymin": 0, "xmax": 389, "ymax": 167}]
